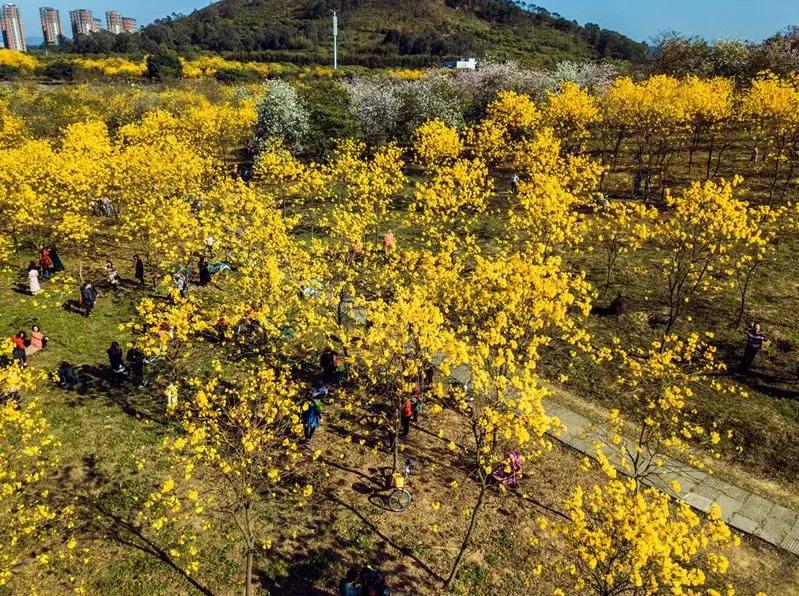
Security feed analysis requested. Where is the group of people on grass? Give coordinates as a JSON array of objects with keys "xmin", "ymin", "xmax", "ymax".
[
  {"xmin": 107, "ymin": 341, "xmax": 150, "ymax": 388},
  {"xmin": 8, "ymin": 325, "xmax": 48, "ymax": 365},
  {"xmin": 27, "ymin": 245, "xmax": 65, "ymax": 295}
]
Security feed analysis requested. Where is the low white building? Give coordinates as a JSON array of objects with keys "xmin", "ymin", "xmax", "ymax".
[{"xmin": 443, "ymin": 57, "xmax": 477, "ymax": 70}]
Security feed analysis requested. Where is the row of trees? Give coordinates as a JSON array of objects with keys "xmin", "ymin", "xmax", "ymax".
[
  {"xmin": 0, "ymin": 80, "xmax": 774, "ymax": 593},
  {"xmin": 8, "ymin": 51, "xmax": 798, "ymax": 203},
  {"xmin": 650, "ymin": 28, "xmax": 799, "ymax": 80}
]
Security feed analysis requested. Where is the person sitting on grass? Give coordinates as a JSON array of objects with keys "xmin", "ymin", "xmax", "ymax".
[
  {"xmin": 10, "ymin": 331, "xmax": 28, "ymax": 365},
  {"xmin": 29, "ymin": 324, "xmax": 47, "ymax": 353},
  {"xmin": 361, "ymin": 567, "xmax": 391, "ymax": 596},
  {"xmin": 80, "ymin": 281, "xmax": 98, "ymax": 318},
  {"xmin": 58, "ymin": 361, "xmax": 79, "ymax": 391},
  {"xmin": 339, "ymin": 568, "xmax": 360, "ymax": 596}
]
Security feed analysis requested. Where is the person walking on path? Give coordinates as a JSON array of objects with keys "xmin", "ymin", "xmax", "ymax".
[
  {"xmin": 134, "ymin": 255, "xmax": 144, "ymax": 286},
  {"xmin": 80, "ymin": 282, "xmax": 98, "ymax": 318},
  {"xmin": 28, "ymin": 261, "xmax": 41, "ymax": 295},
  {"xmin": 198, "ymin": 255, "xmax": 212, "ymax": 287},
  {"xmin": 302, "ymin": 396, "xmax": 323, "ymax": 443},
  {"xmin": 739, "ymin": 322, "xmax": 767, "ymax": 373}
]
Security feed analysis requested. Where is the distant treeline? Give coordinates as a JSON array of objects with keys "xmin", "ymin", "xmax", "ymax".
[{"xmin": 649, "ymin": 29, "xmax": 799, "ymax": 79}]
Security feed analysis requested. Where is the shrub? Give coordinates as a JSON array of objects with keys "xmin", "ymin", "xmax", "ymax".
[
  {"xmin": 0, "ymin": 64, "xmax": 18, "ymax": 81},
  {"xmin": 146, "ymin": 52, "xmax": 183, "ymax": 80},
  {"xmin": 41, "ymin": 61, "xmax": 76, "ymax": 81},
  {"xmin": 214, "ymin": 67, "xmax": 260, "ymax": 84},
  {"xmin": 297, "ymin": 79, "xmax": 361, "ymax": 158}
]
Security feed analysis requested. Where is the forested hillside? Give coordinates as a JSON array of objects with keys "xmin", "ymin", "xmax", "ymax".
[{"xmin": 133, "ymin": 0, "xmax": 645, "ymax": 66}]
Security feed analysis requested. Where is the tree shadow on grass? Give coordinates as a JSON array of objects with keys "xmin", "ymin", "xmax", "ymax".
[
  {"xmin": 256, "ymin": 547, "xmax": 337, "ymax": 595},
  {"xmin": 732, "ymin": 369, "xmax": 799, "ymax": 400},
  {"xmin": 61, "ymin": 363, "xmax": 167, "ymax": 424},
  {"xmin": 324, "ymin": 490, "xmax": 445, "ymax": 584},
  {"xmin": 11, "ymin": 283, "xmax": 32, "ymax": 296},
  {"xmin": 90, "ymin": 502, "xmax": 216, "ymax": 596}
]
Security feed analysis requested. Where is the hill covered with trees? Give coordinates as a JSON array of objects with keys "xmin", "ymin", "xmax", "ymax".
[{"xmin": 124, "ymin": 0, "xmax": 646, "ymax": 66}]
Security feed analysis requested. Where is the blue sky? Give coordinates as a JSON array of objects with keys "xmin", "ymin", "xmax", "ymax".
[{"xmin": 16, "ymin": 0, "xmax": 799, "ymax": 42}]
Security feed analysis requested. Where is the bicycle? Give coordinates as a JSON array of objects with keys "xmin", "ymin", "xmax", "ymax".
[{"xmin": 387, "ymin": 458, "xmax": 414, "ymax": 512}]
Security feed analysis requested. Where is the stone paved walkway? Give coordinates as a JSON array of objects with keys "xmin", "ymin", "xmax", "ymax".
[{"xmin": 543, "ymin": 397, "xmax": 799, "ymax": 556}]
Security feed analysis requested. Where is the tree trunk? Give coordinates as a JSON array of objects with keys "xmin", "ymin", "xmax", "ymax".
[
  {"xmin": 734, "ymin": 262, "xmax": 759, "ymax": 328},
  {"xmin": 443, "ymin": 480, "xmax": 487, "ymax": 591},
  {"xmin": 245, "ymin": 547, "xmax": 254, "ymax": 596},
  {"xmin": 391, "ymin": 405, "xmax": 400, "ymax": 479}
]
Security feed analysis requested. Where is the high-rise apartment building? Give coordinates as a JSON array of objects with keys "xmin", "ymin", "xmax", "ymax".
[
  {"xmin": 69, "ymin": 9, "xmax": 93, "ymax": 36},
  {"xmin": 121, "ymin": 16, "xmax": 137, "ymax": 33},
  {"xmin": 91, "ymin": 17, "xmax": 102, "ymax": 32},
  {"xmin": 39, "ymin": 7, "xmax": 63, "ymax": 46},
  {"xmin": 106, "ymin": 10, "xmax": 122, "ymax": 34},
  {"xmin": 0, "ymin": 4, "xmax": 26, "ymax": 52}
]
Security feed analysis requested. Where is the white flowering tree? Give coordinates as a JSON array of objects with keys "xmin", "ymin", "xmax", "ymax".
[
  {"xmin": 345, "ymin": 77, "xmax": 404, "ymax": 145},
  {"xmin": 254, "ymin": 79, "xmax": 310, "ymax": 155}
]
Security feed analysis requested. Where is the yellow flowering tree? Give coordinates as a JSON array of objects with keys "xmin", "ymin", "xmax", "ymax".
[
  {"xmin": 740, "ymin": 74, "xmax": 799, "ymax": 202},
  {"xmin": 440, "ymin": 247, "xmax": 593, "ymax": 589},
  {"xmin": 413, "ymin": 118, "xmax": 463, "ymax": 169},
  {"xmin": 0, "ymin": 362, "xmax": 82, "ymax": 591},
  {"xmin": 353, "ymin": 285, "xmax": 464, "ymax": 475},
  {"xmin": 732, "ymin": 205, "xmax": 785, "ymax": 327},
  {"xmin": 600, "ymin": 76, "xmax": 688, "ymax": 201},
  {"xmin": 681, "ymin": 77, "xmax": 735, "ymax": 179},
  {"xmin": 140, "ymin": 366, "xmax": 307, "ymax": 596},
  {"xmin": 543, "ymin": 81, "xmax": 600, "ymax": 154},
  {"xmin": 547, "ymin": 476, "xmax": 739, "ymax": 595},
  {"xmin": 653, "ymin": 178, "xmax": 749, "ymax": 335},
  {"xmin": 605, "ymin": 333, "xmax": 733, "ymax": 484},
  {"xmin": 589, "ymin": 201, "xmax": 658, "ymax": 296},
  {"xmin": 508, "ymin": 128, "xmax": 604, "ymax": 253}
]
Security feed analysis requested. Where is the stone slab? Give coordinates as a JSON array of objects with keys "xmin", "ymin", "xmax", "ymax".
[{"xmin": 735, "ymin": 493, "xmax": 775, "ymax": 527}]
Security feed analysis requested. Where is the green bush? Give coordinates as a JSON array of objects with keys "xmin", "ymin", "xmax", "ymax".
[
  {"xmin": 0, "ymin": 64, "xmax": 20, "ymax": 81},
  {"xmin": 215, "ymin": 67, "xmax": 260, "ymax": 83},
  {"xmin": 146, "ymin": 52, "xmax": 183, "ymax": 80},
  {"xmin": 41, "ymin": 61, "xmax": 76, "ymax": 81},
  {"xmin": 297, "ymin": 79, "xmax": 362, "ymax": 159}
]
